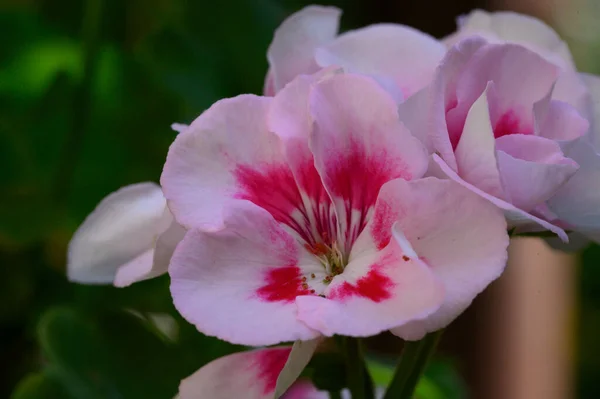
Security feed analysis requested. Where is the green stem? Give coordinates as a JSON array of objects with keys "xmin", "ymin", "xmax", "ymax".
[
  {"xmin": 342, "ymin": 337, "xmax": 372, "ymax": 399},
  {"xmin": 383, "ymin": 330, "xmax": 443, "ymax": 399}
]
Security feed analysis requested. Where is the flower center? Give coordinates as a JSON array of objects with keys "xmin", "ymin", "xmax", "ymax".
[{"xmin": 303, "ymin": 231, "xmax": 348, "ymax": 284}]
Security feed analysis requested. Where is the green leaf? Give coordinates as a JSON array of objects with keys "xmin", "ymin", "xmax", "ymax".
[
  {"xmin": 11, "ymin": 367, "xmax": 73, "ymax": 399},
  {"xmin": 38, "ymin": 307, "xmax": 182, "ymax": 398}
]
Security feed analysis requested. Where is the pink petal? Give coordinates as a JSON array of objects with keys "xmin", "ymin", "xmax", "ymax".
[
  {"xmin": 267, "ymin": 6, "xmax": 341, "ymax": 91},
  {"xmin": 447, "ymin": 43, "xmax": 559, "ymax": 141},
  {"xmin": 495, "ymin": 134, "xmax": 579, "ymax": 211},
  {"xmin": 162, "ymin": 95, "xmax": 309, "ymax": 234},
  {"xmin": 315, "ymin": 24, "xmax": 446, "ymax": 98},
  {"xmin": 169, "ymin": 204, "xmax": 320, "ymax": 346},
  {"xmin": 552, "ymin": 71, "xmax": 593, "ymax": 121},
  {"xmin": 548, "ymin": 140, "xmax": 600, "ymax": 238},
  {"xmin": 433, "ymin": 154, "xmax": 568, "ymax": 241},
  {"xmin": 534, "ymin": 91, "xmax": 589, "ymax": 143},
  {"xmin": 67, "ymin": 182, "xmax": 171, "ymax": 285},
  {"xmin": 453, "ymin": 84, "xmax": 505, "ymax": 199},
  {"xmin": 365, "ymin": 177, "xmax": 508, "ymax": 340},
  {"xmin": 447, "ymin": 10, "xmax": 575, "ymax": 69},
  {"xmin": 178, "ymin": 347, "xmax": 323, "ymax": 399},
  {"xmin": 398, "ymin": 37, "xmax": 487, "ymax": 170},
  {"xmin": 296, "ymin": 228, "xmax": 444, "ymax": 337},
  {"xmin": 308, "ymin": 74, "xmax": 428, "ymax": 250}
]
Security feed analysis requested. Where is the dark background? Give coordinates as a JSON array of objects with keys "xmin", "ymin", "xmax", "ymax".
[{"xmin": 1, "ymin": 0, "xmax": 599, "ymax": 397}]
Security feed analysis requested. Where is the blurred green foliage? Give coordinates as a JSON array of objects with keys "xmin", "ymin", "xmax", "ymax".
[{"xmin": 2, "ymin": 0, "xmax": 600, "ymax": 397}]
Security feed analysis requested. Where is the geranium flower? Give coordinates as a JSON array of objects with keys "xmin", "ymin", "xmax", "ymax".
[
  {"xmin": 398, "ymin": 37, "xmax": 589, "ymax": 242},
  {"xmin": 264, "ymin": 5, "xmax": 446, "ymax": 101},
  {"xmin": 442, "ymin": 9, "xmax": 600, "ymax": 245},
  {"xmin": 161, "ymin": 71, "xmax": 508, "ymax": 344},
  {"xmin": 68, "ymin": 182, "xmax": 185, "ymax": 287}
]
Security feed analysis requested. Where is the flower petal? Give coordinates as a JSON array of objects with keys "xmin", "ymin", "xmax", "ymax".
[
  {"xmin": 548, "ymin": 140, "xmax": 600, "ymax": 238},
  {"xmin": 267, "ymin": 6, "xmax": 341, "ymax": 91},
  {"xmin": 433, "ymin": 154, "xmax": 568, "ymax": 241},
  {"xmin": 453, "ymin": 83, "xmax": 505, "ymax": 199},
  {"xmin": 447, "ymin": 43, "xmax": 559, "ymax": 142},
  {"xmin": 315, "ymin": 24, "xmax": 446, "ymax": 98},
  {"xmin": 534, "ymin": 93, "xmax": 589, "ymax": 143},
  {"xmin": 399, "ymin": 36, "xmax": 487, "ymax": 168},
  {"xmin": 169, "ymin": 203, "xmax": 320, "ymax": 346},
  {"xmin": 162, "ymin": 95, "xmax": 309, "ymax": 234},
  {"xmin": 347, "ymin": 177, "xmax": 508, "ymax": 340},
  {"xmin": 296, "ymin": 229, "xmax": 444, "ymax": 337},
  {"xmin": 67, "ymin": 182, "xmax": 171, "ymax": 285},
  {"xmin": 495, "ymin": 134, "xmax": 579, "ymax": 211},
  {"xmin": 308, "ymin": 74, "xmax": 428, "ymax": 249},
  {"xmin": 114, "ymin": 220, "xmax": 187, "ymax": 288},
  {"xmin": 178, "ymin": 347, "xmax": 325, "ymax": 399},
  {"xmin": 447, "ymin": 10, "xmax": 575, "ymax": 68}
]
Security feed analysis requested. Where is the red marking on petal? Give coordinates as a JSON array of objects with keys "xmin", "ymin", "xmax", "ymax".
[
  {"xmin": 328, "ymin": 267, "xmax": 395, "ymax": 303},
  {"xmin": 370, "ymin": 199, "xmax": 396, "ymax": 250},
  {"xmin": 234, "ymin": 163, "xmax": 304, "ymax": 226},
  {"xmin": 256, "ymin": 266, "xmax": 312, "ymax": 303},
  {"xmin": 494, "ymin": 110, "xmax": 533, "ymax": 138},
  {"xmin": 254, "ymin": 347, "xmax": 292, "ymax": 394},
  {"xmin": 327, "ymin": 140, "xmax": 411, "ymax": 212}
]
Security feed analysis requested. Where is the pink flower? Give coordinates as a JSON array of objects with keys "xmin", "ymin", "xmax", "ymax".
[
  {"xmin": 178, "ymin": 347, "xmax": 328, "ymax": 399},
  {"xmin": 264, "ymin": 6, "xmax": 446, "ymax": 101},
  {"xmin": 67, "ymin": 182, "xmax": 185, "ymax": 287},
  {"xmin": 399, "ymin": 36, "xmax": 590, "ymax": 242},
  {"xmin": 420, "ymin": 9, "xmax": 600, "ymax": 244},
  {"xmin": 161, "ymin": 71, "xmax": 508, "ymax": 344}
]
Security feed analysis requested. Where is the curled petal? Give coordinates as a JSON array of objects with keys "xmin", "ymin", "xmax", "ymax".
[{"xmin": 68, "ymin": 182, "xmax": 171, "ymax": 285}]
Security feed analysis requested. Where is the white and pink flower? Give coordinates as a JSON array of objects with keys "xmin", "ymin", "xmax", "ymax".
[
  {"xmin": 437, "ymin": 9, "xmax": 600, "ymax": 243},
  {"xmin": 161, "ymin": 71, "xmax": 508, "ymax": 344}
]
